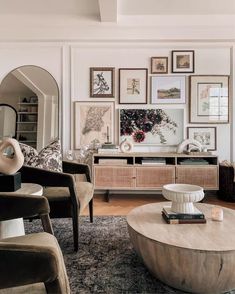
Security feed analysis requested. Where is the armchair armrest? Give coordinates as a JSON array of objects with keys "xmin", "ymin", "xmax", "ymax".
[
  {"xmin": 0, "ymin": 232, "xmax": 69, "ymax": 294},
  {"xmin": 62, "ymin": 161, "xmax": 91, "ymax": 182},
  {"xmin": 0, "ymin": 194, "xmax": 49, "ymax": 221},
  {"xmin": 0, "ymin": 194, "xmax": 53, "ymax": 235},
  {"xmin": 20, "ymin": 165, "xmax": 76, "ymax": 188}
]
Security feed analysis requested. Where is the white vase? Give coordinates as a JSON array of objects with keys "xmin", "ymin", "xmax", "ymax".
[
  {"xmin": 120, "ymin": 139, "xmax": 133, "ymax": 153},
  {"xmin": 0, "ymin": 138, "xmax": 24, "ymax": 175}
]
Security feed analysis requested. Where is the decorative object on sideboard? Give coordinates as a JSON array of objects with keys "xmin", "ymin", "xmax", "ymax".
[
  {"xmin": 119, "ymin": 108, "xmax": 184, "ymax": 145},
  {"xmin": 0, "ymin": 138, "xmax": 24, "ymax": 175},
  {"xmin": 119, "ymin": 138, "xmax": 133, "ymax": 153},
  {"xmin": 176, "ymin": 139, "xmax": 202, "ymax": 154},
  {"xmin": 211, "ymin": 206, "xmax": 223, "ymax": 221},
  {"xmin": 162, "ymin": 183, "xmax": 204, "ymax": 214},
  {"xmin": 189, "ymin": 75, "xmax": 229, "ymax": 124}
]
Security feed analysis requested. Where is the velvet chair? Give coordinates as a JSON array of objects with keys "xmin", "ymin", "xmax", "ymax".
[
  {"xmin": 0, "ymin": 193, "xmax": 70, "ymax": 294},
  {"xmin": 20, "ymin": 161, "xmax": 94, "ymax": 251}
]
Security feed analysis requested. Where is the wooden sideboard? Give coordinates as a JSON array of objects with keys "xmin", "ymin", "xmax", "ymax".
[{"xmin": 92, "ymin": 152, "xmax": 218, "ymax": 201}]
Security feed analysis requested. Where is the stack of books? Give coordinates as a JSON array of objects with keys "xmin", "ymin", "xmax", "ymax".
[
  {"xmin": 141, "ymin": 157, "xmax": 166, "ymax": 165},
  {"xmin": 98, "ymin": 158, "xmax": 127, "ymax": 165},
  {"xmin": 98, "ymin": 143, "xmax": 120, "ymax": 154},
  {"xmin": 162, "ymin": 206, "xmax": 206, "ymax": 224},
  {"xmin": 179, "ymin": 158, "xmax": 209, "ymax": 165}
]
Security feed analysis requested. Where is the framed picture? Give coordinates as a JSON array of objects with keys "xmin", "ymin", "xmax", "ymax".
[
  {"xmin": 172, "ymin": 50, "xmax": 194, "ymax": 73},
  {"xmin": 119, "ymin": 108, "xmax": 184, "ymax": 145},
  {"xmin": 74, "ymin": 101, "xmax": 114, "ymax": 149},
  {"xmin": 90, "ymin": 67, "xmax": 115, "ymax": 98},
  {"xmin": 187, "ymin": 127, "xmax": 217, "ymax": 151},
  {"xmin": 151, "ymin": 75, "xmax": 186, "ymax": 104},
  {"xmin": 151, "ymin": 57, "xmax": 168, "ymax": 74},
  {"xmin": 119, "ymin": 68, "xmax": 148, "ymax": 104},
  {"xmin": 189, "ymin": 75, "xmax": 229, "ymax": 124}
]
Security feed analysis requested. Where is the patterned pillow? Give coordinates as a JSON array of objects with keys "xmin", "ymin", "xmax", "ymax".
[{"xmin": 20, "ymin": 140, "xmax": 63, "ymax": 172}]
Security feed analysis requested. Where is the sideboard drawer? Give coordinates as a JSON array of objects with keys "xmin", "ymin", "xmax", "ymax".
[
  {"xmin": 176, "ymin": 166, "xmax": 218, "ymax": 189},
  {"xmin": 94, "ymin": 166, "xmax": 135, "ymax": 189},
  {"xmin": 136, "ymin": 166, "xmax": 175, "ymax": 189}
]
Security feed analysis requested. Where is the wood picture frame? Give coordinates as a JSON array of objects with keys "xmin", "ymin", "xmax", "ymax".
[
  {"xmin": 172, "ymin": 50, "xmax": 194, "ymax": 73},
  {"xmin": 74, "ymin": 101, "xmax": 114, "ymax": 149},
  {"xmin": 189, "ymin": 75, "xmax": 229, "ymax": 124},
  {"xmin": 90, "ymin": 67, "xmax": 115, "ymax": 98},
  {"xmin": 119, "ymin": 68, "xmax": 148, "ymax": 104},
  {"xmin": 151, "ymin": 75, "xmax": 186, "ymax": 104},
  {"xmin": 187, "ymin": 127, "xmax": 217, "ymax": 151},
  {"xmin": 151, "ymin": 57, "xmax": 168, "ymax": 74}
]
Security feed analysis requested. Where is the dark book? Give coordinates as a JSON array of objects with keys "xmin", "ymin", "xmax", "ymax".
[
  {"xmin": 162, "ymin": 212, "xmax": 207, "ymax": 224},
  {"xmin": 163, "ymin": 206, "xmax": 205, "ymax": 220}
]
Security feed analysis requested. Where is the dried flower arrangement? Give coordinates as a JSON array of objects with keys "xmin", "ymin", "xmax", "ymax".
[{"xmin": 120, "ymin": 109, "xmax": 178, "ymax": 144}]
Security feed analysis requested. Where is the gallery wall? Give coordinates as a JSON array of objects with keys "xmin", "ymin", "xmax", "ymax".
[{"xmin": 0, "ymin": 41, "xmax": 233, "ymax": 161}]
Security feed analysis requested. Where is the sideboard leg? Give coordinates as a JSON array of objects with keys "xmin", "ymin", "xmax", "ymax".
[{"xmin": 105, "ymin": 190, "xmax": 110, "ymax": 202}]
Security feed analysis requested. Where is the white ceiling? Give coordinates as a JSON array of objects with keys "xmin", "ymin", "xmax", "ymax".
[{"xmin": 0, "ymin": 0, "xmax": 234, "ymax": 20}]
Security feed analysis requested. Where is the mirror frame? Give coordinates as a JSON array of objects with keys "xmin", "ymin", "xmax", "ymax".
[
  {"xmin": 0, "ymin": 103, "xmax": 17, "ymax": 139},
  {"xmin": 0, "ymin": 65, "xmax": 60, "ymax": 150}
]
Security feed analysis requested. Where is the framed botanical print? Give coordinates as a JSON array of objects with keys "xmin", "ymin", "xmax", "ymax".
[
  {"xmin": 90, "ymin": 67, "xmax": 115, "ymax": 98},
  {"xmin": 187, "ymin": 127, "xmax": 217, "ymax": 151},
  {"xmin": 172, "ymin": 50, "xmax": 194, "ymax": 73},
  {"xmin": 151, "ymin": 75, "xmax": 186, "ymax": 104},
  {"xmin": 151, "ymin": 57, "xmax": 168, "ymax": 74},
  {"xmin": 119, "ymin": 108, "xmax": 184, "ymax": 145},
  {"xmin": 74, "ymin": 101, "xmax": 114, "ymax": 149},
  {"xmin": 119, "ymin": 68, "xmax": 148, "ymax": 104},
  {"xmin": 189, "ymin": 75, "xmax": 229, "ymax": 124}
]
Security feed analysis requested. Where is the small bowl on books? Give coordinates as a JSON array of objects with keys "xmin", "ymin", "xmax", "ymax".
[{"xmin": 162, "ymin": 184, "xmax": 204, "ymax": 214}]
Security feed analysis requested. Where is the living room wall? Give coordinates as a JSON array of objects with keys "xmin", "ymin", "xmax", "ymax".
[{"xmin": 0, "ymin": 41, "xmax": 233, "ymax": 161}]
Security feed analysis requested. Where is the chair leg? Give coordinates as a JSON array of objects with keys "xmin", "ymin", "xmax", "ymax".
[
  {"xmin": 41, "ymin": 214, "xmax": 54, "ymax": 235},
  {"xmin": 72, "ymin": 207, "xmax": 79, "ymax": 252},
  {"xmin": 89, "ymin": 198, "xmax": 93, "ymax": 223}
]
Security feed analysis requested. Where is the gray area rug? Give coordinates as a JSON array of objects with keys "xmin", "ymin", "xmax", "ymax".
[{"xmin": 25, "ymin": 217, "xmax": 234, "ymax": 294}]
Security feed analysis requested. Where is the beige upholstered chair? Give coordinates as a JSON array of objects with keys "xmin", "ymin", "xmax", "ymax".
[
  {"xmin": 0, "ymin": 194, "xmax": 70, "ymax": 294},
  {"xmin": 20, "ymin": 161, "xmax": 94, "ymax": 251}
]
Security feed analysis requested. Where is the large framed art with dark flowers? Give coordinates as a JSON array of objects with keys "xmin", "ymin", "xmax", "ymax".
[{"xmin": 119, "ymin": 108, "xmax": 184, "ymax": 145}]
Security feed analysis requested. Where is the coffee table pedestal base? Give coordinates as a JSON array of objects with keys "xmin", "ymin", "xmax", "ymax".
[{"xmin": 128, "ymin": 225, "xmax": 235, "ymax": 294}]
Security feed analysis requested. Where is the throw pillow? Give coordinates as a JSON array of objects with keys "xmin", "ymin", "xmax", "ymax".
[{"xmin": 19, "ymin": 140, "xmax": 63, "ymax": 172}]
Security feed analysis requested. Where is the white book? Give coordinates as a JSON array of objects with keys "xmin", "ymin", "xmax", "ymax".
[
  {"xmin": 99, "ymin": 159, "xmax": 127, "ymax": 165},
  {"xmin": 98, "ymin": 148, "xmax": 120, "ymax": 154}
]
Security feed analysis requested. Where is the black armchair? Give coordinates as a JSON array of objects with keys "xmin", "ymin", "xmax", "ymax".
[
  {"xmin": 20, "ymin": 161, "xmax": 94, "ymax": 251},
  {"xmin": 0, "ymin": 193, "xmax": 70, "ymax": 293}
]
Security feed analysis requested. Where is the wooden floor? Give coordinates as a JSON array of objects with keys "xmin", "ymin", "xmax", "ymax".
[{"xmin": 82, "ymin": 192, "xmax": 235, "ymax": 216}]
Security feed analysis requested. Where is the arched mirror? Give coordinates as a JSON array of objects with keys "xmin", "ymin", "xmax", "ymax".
[
  {"xmin": 0, "ymin": 104, "xmax": 17, "ymax": 139},
  {"xmin": 0, "ymin": 65, "xmax": 59, "ymax": 150}
]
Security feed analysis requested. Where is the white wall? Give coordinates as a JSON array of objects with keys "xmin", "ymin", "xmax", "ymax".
[{"xmin": 0, "ymin": 41, "xmax": 233, "ymax": 161}]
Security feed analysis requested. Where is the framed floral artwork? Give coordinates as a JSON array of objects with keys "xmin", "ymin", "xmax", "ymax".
[
  {"xmin": 90, "ymin": 67, "xmax": 115, "ymax": 98},
  {"xmin": 119, "ymin": 68, "xmax": 148, "ymax": 104},
  {"xmin": 151, "ymin": 57, "xmax": 168, "ymax": 74},
  {"xmin": 172, "ymin": 50, "xmax": 194, "ymax": 73},
  {"xmin": 189, "ymin": 75, "xmax": 229, "ymax": 124},
  {"xmin": 74, "ymin": 101, "xmax": 114, "ymax": 149},
  {"xmin": 119, "ymin": 108, "xmax": 184, "ymax": 145},
  {"xmin": 187, "ymin": 127, "xmax": 217, "ymax": 151},
  {"xmin": 151, "ymin": 75, "xmax": 186, "ymax": 104}
]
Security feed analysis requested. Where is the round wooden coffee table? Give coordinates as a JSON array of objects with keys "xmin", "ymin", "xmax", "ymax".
[{"xmin": 127, "ymin": 202, "xmax": 235, "ymax": 293}]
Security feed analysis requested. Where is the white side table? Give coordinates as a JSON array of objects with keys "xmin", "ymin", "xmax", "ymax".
[{"xmin": 0, "ymin": 183, "xmax": 43, "ymax": 239}]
